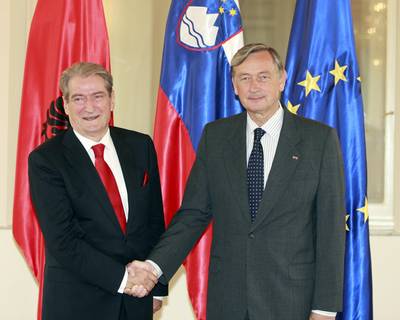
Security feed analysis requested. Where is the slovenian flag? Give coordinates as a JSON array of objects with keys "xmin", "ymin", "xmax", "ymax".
[{"xmin": 154, "ymin": 0, "xmax": 243, "ymax": 318}]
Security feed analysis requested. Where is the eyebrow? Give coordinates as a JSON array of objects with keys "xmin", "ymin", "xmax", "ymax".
[
  {"xmin": 70, "ymin": 91, "xmax": 106, "ymax": 98},
  {"xmin": 258, "ymin": 71, "xmax": 271, "ymax": 75},
  {"xmin": 237, "ymin": 71, "xmax": 271, "ymax": 77}
]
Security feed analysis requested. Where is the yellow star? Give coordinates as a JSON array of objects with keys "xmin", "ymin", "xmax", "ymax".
[
  {"xmin": 356, "ymin": 197, "xmax": 369, "ymax": 223},
  {"xmin": 357, "ymin": 76, "xmax": 362, "ymax": 82},
  {"xmin": 229, "ymin": 8, "xmax": 237, "ymax": 16},
  {"xmin": 345, "ymin": 214, "xmax": 350, "ymax": 231},
  {"xmin": 219, "ymin": 6, "xmax": 224, "ymax": 14},
  {"xmin": 297, "ymin": 70, "xmax": 321, "ymax": 96},
  {"xmin": 287, "ymin": 101, "xmax": 300, "ymax": 115},
  {"xmin": 329, "ymin": 60, "xmax": 348, "ymax": 85}
]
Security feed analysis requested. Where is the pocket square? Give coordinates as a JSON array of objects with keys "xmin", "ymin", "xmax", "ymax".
[{"xmin": 142, "ymin": 170, "xmax": 149, "ymax": 187}]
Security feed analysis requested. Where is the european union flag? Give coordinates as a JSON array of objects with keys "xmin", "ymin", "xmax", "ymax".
[{"xmin": 282, "ymin": 0, "xmax": 373, "ymax": 319}]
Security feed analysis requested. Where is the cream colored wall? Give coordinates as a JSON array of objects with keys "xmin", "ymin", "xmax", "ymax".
[
  {"xmin": 0, "ymin": 0, "xmax": 399, "ymax": 319},
  {"xmin": 0, "ymin": 0, "xmax": 10, "ymax": 227},
  {"xmin": 102, "ymin": 0, "xmax": 172, "ymax": 136},
  {"xmin": 103, "ymin": 1, "xmax": 154, "ymax": 135}
]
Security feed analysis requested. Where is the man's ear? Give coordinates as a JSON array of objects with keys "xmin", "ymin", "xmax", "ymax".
[
  {"xmin": 279, "ymin": 70, "xmax": 287, "ymax": 92},
  {"xmin": 232, "ymin": 77, "xmax": 238, "ymax": 95},
  {"xmin": 111, "ymin": 90, "xmax": 115, "ymax": 111},
  {"xmin": 63, "ymin": 96, "xmax": 69, "ymax": 115}
]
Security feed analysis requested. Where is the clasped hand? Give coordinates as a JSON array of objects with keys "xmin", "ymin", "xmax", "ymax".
[{"xmin": 124, "ymin": 260, "xmax": 158, "ymax": 297}]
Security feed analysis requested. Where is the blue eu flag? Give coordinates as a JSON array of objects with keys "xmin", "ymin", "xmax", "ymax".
[{"xmin": 282, "ymin": 0, "xmax": 373, "ymax": 319}]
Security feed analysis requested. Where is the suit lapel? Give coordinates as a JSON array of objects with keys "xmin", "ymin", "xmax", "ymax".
[
  {"xmin": 110, "ymin": 128, "xmax": 142, "ymax": 230},
  {"xmin": 223, "ymin": 113, "xmax": 251, "ymax": 224},
  {"xmin": 62, "ymin": 129, "xmax": 123, "ymax": 232},
  {"xmin": 251, "ymin": 110, "xmax": 302, "ymax": 231}
]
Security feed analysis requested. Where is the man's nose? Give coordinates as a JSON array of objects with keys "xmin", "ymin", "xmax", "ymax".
[
  {"xmin": 83, "ymin": 97, "xmax": 96, "ymax": 111},
  {"xmin": 249, "ymin": 78, "xmax": 261, "ymax": 91}
]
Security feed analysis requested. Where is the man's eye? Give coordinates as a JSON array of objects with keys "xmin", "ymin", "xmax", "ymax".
[
  {"xmin": 72, "ymin": 97, "xmax": 84, "ymax": 103},
  {"xmin": 93, "ymin": 94, "xmax": 107, "ymax": 103}
]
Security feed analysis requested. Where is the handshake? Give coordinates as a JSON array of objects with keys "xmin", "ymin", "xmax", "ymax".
[{"xmin": 124, "ymin": 260, "xmax": 159, "ymax": 297}]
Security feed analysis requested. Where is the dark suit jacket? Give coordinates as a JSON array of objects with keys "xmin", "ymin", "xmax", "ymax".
[
  {"xmin": 149, "ymin": 109, "xmax": 345, "ymax": 320},
  {"xmin": 28, "ymin": 127, "xmax": 167, "ymax": 320}
]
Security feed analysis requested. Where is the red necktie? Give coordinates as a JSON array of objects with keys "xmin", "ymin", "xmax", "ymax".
[{"xmin": 92, "ymin": 143, "xmax": 126, "ymax": 234}]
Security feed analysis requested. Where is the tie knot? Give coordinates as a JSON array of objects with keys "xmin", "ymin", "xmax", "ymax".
[
  {"xmin": 254, "ymin": 128, "xmax": 265, "ymax": 143},
  {"xmin": 92, "ymin": 143, "xmax": 105, "ymax": 159}
]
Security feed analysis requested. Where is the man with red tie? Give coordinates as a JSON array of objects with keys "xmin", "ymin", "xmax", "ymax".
[{"xmin": 28, "ymin": 62, "xmax": 167, "ymax": 320}]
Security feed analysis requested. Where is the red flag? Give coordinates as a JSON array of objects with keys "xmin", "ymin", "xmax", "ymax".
[{"xmin": 12, "ymin": 1, "xmax": 110, "ymax": 319}]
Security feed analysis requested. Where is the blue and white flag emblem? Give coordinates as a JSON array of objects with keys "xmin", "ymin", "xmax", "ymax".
[
  {"xmin": 180, "ymin": 6, "xmax": 219, "ymax": 48},
  {"xmin": 177, "ymin": 0, "xmax": 242, "ymax": 51}
]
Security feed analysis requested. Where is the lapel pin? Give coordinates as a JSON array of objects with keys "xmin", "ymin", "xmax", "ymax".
[{"xmin": 292, "ymin": 155, "xmax": 299, "ymax": 160}]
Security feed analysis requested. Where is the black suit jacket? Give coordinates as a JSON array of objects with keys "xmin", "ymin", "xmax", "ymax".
[
  {"xmin": 149, "ymin": 109, "xmax": 345, "ymax": 320},
  {"xmin": 29, "ymin": 127, "xmax": 167, "ymax": 320}
]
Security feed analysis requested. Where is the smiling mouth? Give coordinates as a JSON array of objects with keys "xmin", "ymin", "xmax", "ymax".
[
  {"xmin": 83, "ymin": 115, "xmax": 100, "ymax": 121},
  {"xmin": 248, "ymin": 96, "xmax": 264, "ymax": 101}
]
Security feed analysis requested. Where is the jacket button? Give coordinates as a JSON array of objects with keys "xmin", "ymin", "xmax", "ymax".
[{"xmin": 249, "ymin": 233, "xmax": 255, "ymax": 239}]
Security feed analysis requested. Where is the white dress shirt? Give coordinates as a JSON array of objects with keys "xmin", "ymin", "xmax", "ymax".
[
  {"xmin": 246, "ymin": 107, "xmax": 283, "ymax": 188},
  {"xmin": 73, "ymin": 129, "xmax": 129, "ymax": 219}
]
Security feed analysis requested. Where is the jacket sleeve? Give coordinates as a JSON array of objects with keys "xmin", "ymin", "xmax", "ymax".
[
  {"xmin": 312, "ymin": 128, "xmax": 346, "ymax": 311},
  {"xmin": 145, "ymin": 136, "xmax": 168, "ymax": 296},
  {"xmin": 148, "ymin": 125, "xmax": 213, "ymax": 283}
]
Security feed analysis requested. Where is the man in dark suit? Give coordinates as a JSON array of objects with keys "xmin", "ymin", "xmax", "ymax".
[
  {"xmin": 129, "ymin": 43, "xmax": 346, "ymax": 320},
  {"xmin": 28, "ymin": 62, "xmax": 167, "ymax": 320}
]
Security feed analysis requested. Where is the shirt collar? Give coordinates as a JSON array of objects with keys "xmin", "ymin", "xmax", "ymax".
[
  {"xmin": 73, "ymin": 128, "xmax": 113, "ymax": 153},
  {"xmin": 246, "ymin": 105, "xmax": 284, "ymax": 139}
]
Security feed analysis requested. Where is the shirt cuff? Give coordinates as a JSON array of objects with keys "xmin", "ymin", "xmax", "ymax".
[
  {"xmin": 117, "ymin": 268, "xmax": 128, "ymax": 294},
  {"xmin": 146, "ymin": 259, "xmax": 163, "ymax": 278},
  {"xmin": 312, "ymin": 310, "xmax": 337, "ymax": 317}
]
